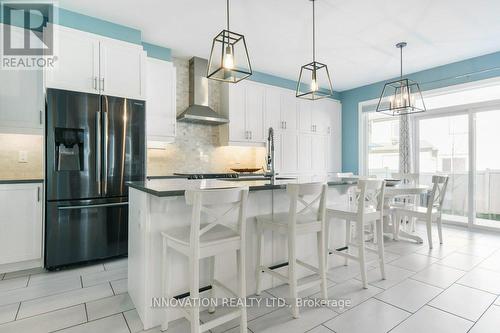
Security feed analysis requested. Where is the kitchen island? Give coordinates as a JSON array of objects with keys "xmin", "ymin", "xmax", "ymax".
[{"xmin": 127, "ymin": 178, "xmax": 352, "ymax": 329}]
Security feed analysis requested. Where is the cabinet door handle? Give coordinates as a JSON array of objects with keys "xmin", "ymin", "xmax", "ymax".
[
  {"xmin": 37, "ymin": 186, "xmax": 40, "ymax": 202},
  {"xmin": 39, "ymin": 110, "xmax": 43, "ymax": 125},
  {"xmin": 284, "ymin": 121, "xmax": 287, "ymax": 129},
  {"xmin": 250, "ymin": 131, "xmax": 252, "ymax": 140},
  {"xmin": 100, "ymin": 78, "xmax": 105, "ymax": 92},
  {"xmin": 93, "ymin": 77, "xmax": 98, "ymax": 91}
]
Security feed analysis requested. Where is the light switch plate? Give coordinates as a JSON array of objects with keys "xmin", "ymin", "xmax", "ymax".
[{"xmin": 18, "ymin": 150, "xmax": 28, "ymax": 163}]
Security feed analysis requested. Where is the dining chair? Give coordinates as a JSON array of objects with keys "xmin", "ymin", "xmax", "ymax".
[
  {"xmin": 255, "ymin": 182, "xmax": 328, "ymax": 318},
  {"xmin": 391, "ymin": 173, "xmax": 420, "ymax": 232},
  {"xmin": 160, "ymin": 186, "xmax": 249, "ymax": 333},
  {"xmin": 391, "ymin": 175, "xmax": 449, "ymax": 249},
  {"xmin": 326, "ymin": 179, "xmax": 386, "ymax": 289}
]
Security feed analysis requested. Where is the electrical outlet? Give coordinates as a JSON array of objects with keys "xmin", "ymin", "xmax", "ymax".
[{"xmin": 18, "ymin": 151, "xmax": 28, "ymax": 163}]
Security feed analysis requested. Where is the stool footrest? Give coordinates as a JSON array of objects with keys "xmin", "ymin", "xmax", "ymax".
[
  {"xmin": 330, "ymin": 249, "xmax": 358, "ymax": 261},
  {"xmin": 296, "ymin": 259, "xmax": 319, "ymax": 274},
  {"xmin": 261, "ymin": 266, "xmax": 289, "ymax": 283}
]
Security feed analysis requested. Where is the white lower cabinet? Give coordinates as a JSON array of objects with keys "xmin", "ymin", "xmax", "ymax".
[{"xmin": 0, "ymin": 183, "xmax": 43, "ymax": 267}]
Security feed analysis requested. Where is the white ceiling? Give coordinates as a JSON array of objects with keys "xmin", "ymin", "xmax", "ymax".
[{"xmin": 57, "ymin": 0, "xmax": 500, "ymax": 91}]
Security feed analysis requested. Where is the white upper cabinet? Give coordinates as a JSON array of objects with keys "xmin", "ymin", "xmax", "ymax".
[
  {"xmin": 100, "ymin": 38, "xmax": 145, "ymax": 99},
  {"xmin": 328, "ymin": 100, "xmax": 342, "ymax": 173},
  {"xmin": 46, "ymin": 25, "xmax": 145, "ymax": 99},
  {"xmin": 312, "ymin": 100, "xmax": 330, "ymax": 135},
  {"xmin": 0, "ymin": 24, "xmax": 44, "ymax": 133},
  {"xmin": 220, "ymin": 79, "xmax": 341, "ymax": 176},
  {"xmin": 220, "ymin": 81, "xmax": 265, "ymax": 145},
  {"xmin": 146, "ymin": 58, "xmax": 176, "ymax": 144},
  {"xmin": 45, "ymin": 25, "xmax": 99, "ymax": 94},
  {"xmin": 298, "ymin": 100, "xmax": 313, "ymax": 133},
  {"xmin": 0, "ymin": 183, "xmax": 43, "ymax": 266},
  {"xmin": 222, "ymin": 82, "xmax": 246, "ymax": 143},
  {"xmin": 245, "ymin": 83, "xmax": 265, "ymax": 143},
  {"xmin": 280, "ymin": 92, "xmax": 298, "ymax": 131},
  {"xmin": 264, "ymin": 87, "xmax": 281, "ymax": 131}
]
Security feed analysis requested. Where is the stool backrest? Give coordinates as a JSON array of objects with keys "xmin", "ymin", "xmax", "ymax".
[
  {"xmin": 185, "ymin": 186, "xmax": 249, "ymax": 246},
  {"xmin": 427, "ymin": 175, "xmax": 449, "ymax": 212},
  {"xmin": 286, "ymin": 182, "xmax": 328, "ymax": 226},
  {"xmin": 356, "ymin": 179, "xmax": 386, "ymax": 217}
]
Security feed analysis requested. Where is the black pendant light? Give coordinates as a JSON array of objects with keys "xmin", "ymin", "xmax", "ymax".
[
  {"xmin": 207, "ymin": 0, "xmax": 252, "ymax": 83},
  {"xmin": 376, "ymin": 42, "xmax": 426, "ymax": 116},
  {"xmin": 296, "ymin": 0, "xmax": 333, "ymax": 100}
]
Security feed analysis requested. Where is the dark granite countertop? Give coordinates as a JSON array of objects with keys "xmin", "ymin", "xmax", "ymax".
[
  {"xmin": 127, "ymin": 178, "xmax": 350, "ymax": 197},
  {"xmin": 0, "ymin": 179, "xmax": 44, "ymax": 185}
]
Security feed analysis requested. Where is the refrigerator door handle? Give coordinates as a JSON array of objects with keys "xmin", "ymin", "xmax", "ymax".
[
  {"xmin": 57, "ymin": 202, "xmax": 128, "ymax": 210},
  {"xmin": 103, "ymin": 103, "xmax": 109, "ymax": 196},
  {"xmin": 96, "ymin": 110, "xmax": 102, "ymax": 196}
]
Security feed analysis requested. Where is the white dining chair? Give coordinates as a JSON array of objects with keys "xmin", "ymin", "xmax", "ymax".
[
  {"xmin": 326, "ymin": 179, "xmax": 386, "ymax": 289},
  {"xmin": 160, "ymin": 186, "xmax": 249, "ymax": 333},
  {"xmin": 255, "ymin": 182, "xmax": 328, "ymax": 318},
  {"xmin": 392, "ymin": 175, "xmax": 449, "ymax": 249},
  {"xmin": 391, "ymin": 173, "xmax": 420, "ymax": 232}
]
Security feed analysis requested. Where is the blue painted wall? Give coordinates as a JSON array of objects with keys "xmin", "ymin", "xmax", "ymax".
[
  {"xmin": 339, "ymin": 51, "xmax": 500, "ymax": 173},
  {"xmin": 141, "ymin": 42, "xmax": 172, "ymax": 61}
]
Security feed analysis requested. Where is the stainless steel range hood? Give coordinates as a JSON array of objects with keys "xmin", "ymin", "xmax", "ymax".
[{"xmin": 177, "ymin": 57, "xmax": 229, "ymax": 125}]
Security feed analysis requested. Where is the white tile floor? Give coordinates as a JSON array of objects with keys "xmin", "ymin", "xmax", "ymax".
[{"xmin": 1, "ymin": 223, "xmax": 500, "ymax": 332}]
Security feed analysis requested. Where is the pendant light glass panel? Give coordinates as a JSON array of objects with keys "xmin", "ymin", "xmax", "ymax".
[
  {"xmin": 207, "ymin": 29, "xmax": 252, "ymax": 83},
  {"xmin": 296, "ymin": 61, "xmax": 333, "ymax": 100},
  {"xmin": 376, "ymin": 43, "xmax": 426, "ymax": 116},
  {"xmin": 376, "ymin": 78, "xmax": 425, "ymax": 116}
]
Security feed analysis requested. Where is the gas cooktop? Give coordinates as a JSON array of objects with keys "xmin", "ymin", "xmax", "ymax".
[{"xmin": 173, "ymin": 173, "xmax": 240, "ymax": 180}]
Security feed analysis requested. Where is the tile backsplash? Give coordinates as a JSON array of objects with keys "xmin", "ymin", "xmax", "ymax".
[
  {"xmin": 0, "ymin": 134, "xmax": 43, "ymax": 180},
  {"xmin": 147, "ymin": 57, "xmax": 266, "ymax": 176}
]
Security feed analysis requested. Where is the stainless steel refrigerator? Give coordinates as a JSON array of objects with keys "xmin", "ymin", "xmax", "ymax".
[{"xmin": 45, "ymin": 88, "xmax": 145, "ymax": 269}]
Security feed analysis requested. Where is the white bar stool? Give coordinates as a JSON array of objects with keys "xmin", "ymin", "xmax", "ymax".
[
  {"xmin": 160, "ymin": 186, "xmax": 249, "ymax": 333},
  {"xmin": 391, "ymin": 175, "xmax": 449, "ymax": 249},
  {"xmin": 326, "ymin": 179, "xmax": 386, "ymax": 289},
  {"xmin": 255, "ymin": 182, "xmax": 328, "ymax": 318}
]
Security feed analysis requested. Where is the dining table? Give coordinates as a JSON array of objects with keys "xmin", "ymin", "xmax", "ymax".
[
  {"xmin": 384, "ymin": 184, "xmax": 430, "ymax": 243},
  {"xmin": 338, "ymin": 176, "xmax": 430, "ymax": 243}
]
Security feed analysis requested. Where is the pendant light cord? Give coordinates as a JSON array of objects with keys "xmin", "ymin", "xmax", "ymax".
[
  {"xmin": 226, "ymin": 0, "xmax": 230, "ymax": 31},
  {"xmin": 312, "ymin": 0, "xmax": 316, "ymax": 62},
  {"xmin": 400, "ymin": 45, "xmax": 403, "ymax": 79}
]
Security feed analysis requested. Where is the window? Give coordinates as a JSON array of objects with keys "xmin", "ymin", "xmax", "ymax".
[
  {"xmin": 361, "ymin": 79, "xmax": 500, "ymax": 229},
  {"xmin": 475, "ymin": 110, "xmax": 500, "ymax": 227},
  {"xmin": 366, "ymin": 112, "xmax": 399, "ymax": 178},
  {"xmin": 417, "ymin": 114, "xmax": 469, "ymax": 221}
]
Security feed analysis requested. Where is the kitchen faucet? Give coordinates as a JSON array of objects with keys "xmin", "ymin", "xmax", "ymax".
[{"xmin": 265, "ymin": 127, "xmax": 276, "ymax": 182}]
